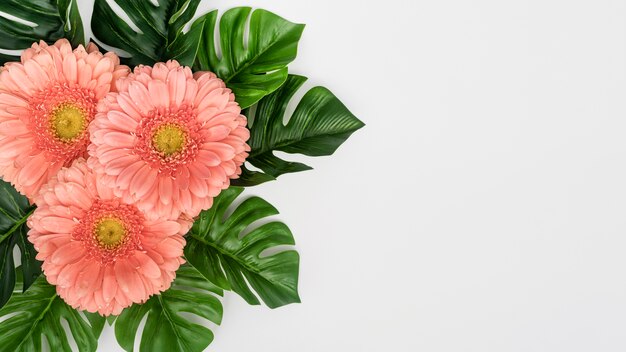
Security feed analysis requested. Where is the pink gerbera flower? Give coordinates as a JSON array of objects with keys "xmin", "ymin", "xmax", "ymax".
[
  {"xmin": 88, "ymin": 60, "xmax": 250, "ymax": 219},
  {"xmin": 28, "ymin": 159, "xmax": 188, "ymax": 316},
  {"xmin": 0, "ymin": 39, "xmax": 129, "ymax": 200}
]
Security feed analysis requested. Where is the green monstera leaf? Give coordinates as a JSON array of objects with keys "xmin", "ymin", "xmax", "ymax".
[
  {"xmin": 185, "ymin": 187, "xmax": 300, "ymax": 308},
  {"xmin": 114, "ymin": 264, "xmax": 223, "ymax": 352},
  {"xmin": 0, "ymin": 276, "xmax": 104, "ymax": 351},
  {"xmin": 91, "ymin": 0, "xmax": 207, "ymax": 67},
  {"xmin": 0, "ymin": 0, "xmax": 84, "ymax": 64},
  {"xmin": 233, "ymin": 74, "xmax": 365, "ymax": 186},
  {"xmin": 194, "ymin": 7, "xmax": 305, "ymax": 108},
  {"xmin": 0, "ymin": 180, "xmax": 41, "ymax": 309}
]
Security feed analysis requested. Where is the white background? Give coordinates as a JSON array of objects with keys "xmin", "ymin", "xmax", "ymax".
[{"xmin": 75, "ymin": 0, "xmax": 626, "ymax": 351}]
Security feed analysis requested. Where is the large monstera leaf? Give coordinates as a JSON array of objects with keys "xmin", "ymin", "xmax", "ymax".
[
  {"xmin": 114, "ymin": 264, "xmax": 223, "ymax": 352},
  {"xmin": 234, "ymin": 74, "xmax": 365, "ymax": 186},
  {"xmin": 0, "ymin": 276, "xmax": 105, "ymax": 351},
  {"xmin": 185, "ymin": 187, "xmax": 300, "ymax": 308},
  {"xmin": 0, "ymin": 0, "xmax": 84, "ymax": 64},
  {"xmin": 194, "ymin": 7, "xmax": 305, "ymax": 108},
  {"xmin": 0, "ymin": 180, "xmax": 41, "ymax": 309},
  {"xmin": 91, "ymin": 0, "xmax": 207, "ymax": 67}
]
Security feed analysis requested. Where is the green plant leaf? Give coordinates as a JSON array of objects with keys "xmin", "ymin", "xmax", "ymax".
[
  {"xmin": 114, "ymin": 264, "xmax": 223, "ymax": 352},
  {"xmin": 92, "ymin": 0, "xmax": 207, "ymax": 67},
  {"xmin": 85, "ymin": 312, "xmax": 106, "ymax": 339},
  {"xmin": 232, "ymin": 165, "xmax": 277, "ymax": 186},
  {"xmin": 0, "ymin": 179, "xmax": 40, "ymax": 309},
  {"xmin": 232, "ymin": 74, "xmax": 365, "ymax": 186},
  {"xmin": 185, "ymin": 187, "xmax": 300, "ymax": 308},
  {"xmin": 0, "ymin": 276, "xmax": 102, "ymax": 351},
  {"xmin": 56, "ymin": 0, "xmax": 85, "ymax": 46},
  {"xmin": 194, "ymin": 7, "xmax": 305, "ymax": 108},
  {"xmin": 0, "ymin": 0, "xmax": 84, "ymax": 64},
  {"xmin": 106, "ymin": 314, "xmax": 118, "ymax": 326}
]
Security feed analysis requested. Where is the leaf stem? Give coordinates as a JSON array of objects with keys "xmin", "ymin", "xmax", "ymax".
[
  {"xmin": 188, "ymin": 232, "xmax": 266, "ymax": 281},
  {"xmin": 0, "ymin": 207, "xmax": 35, "ymax": 245},
  {"xmin": 15, "ymin": 294, "xmax": 57, "ymax": 351}
]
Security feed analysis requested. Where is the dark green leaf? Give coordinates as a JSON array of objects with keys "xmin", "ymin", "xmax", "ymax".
[
  {"xmin": 0, "ymin": 179, "xmax": 40, "ymax": 308},
  {"xmin": 231, "ymin": 165, "xmax": 277, "ymax": 187},
  {"xmin": 194, "ymin": 7, "xmax": 305, "ymax": 108},
  {"xmin": 56, "ymin": 0, "xmax": 85, "ymax": 46},
  {"xmin": 91, "ymin": 0, "xmax": 207, "ymax": 67},
  {"xmin": 106, "ymin": 314, "xmax": 118, "ymax": 326},
  {"xmin": 232, "ymin": 74, "xmax": 365, "ymax": 186},
  {"xmin": 114, "ymin": 264, "xmax": 223, "ymax": 352},
  {"xmin": 0, "ymin": 0, "xmax": 84, "ymax": 64},
  {"xmin": 85, "ymin": 312, "xmax": 106, "ymax": 339},
  {"xmin": 185, "ymin": 187, "xmax": 300, "ymax": 308},
  {"xmin": 0, "ymin": 276, "xmax": 102, "ymax": 351}
]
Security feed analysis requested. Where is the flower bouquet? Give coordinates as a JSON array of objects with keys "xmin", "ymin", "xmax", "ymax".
[{"xmin": 0, "ymin": 0, "xmax": 363, "ymax": 351}]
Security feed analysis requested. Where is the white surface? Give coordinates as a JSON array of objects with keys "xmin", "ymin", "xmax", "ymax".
[{"xmin": 77, "ymin": 0, "xmax": 626, "ymax": 351}]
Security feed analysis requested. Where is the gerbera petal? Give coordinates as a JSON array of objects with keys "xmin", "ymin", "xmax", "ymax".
[
  {"xmin": 116, "ymin": 93, "xmax": 143, "ymax": 121},
  {"xmin": 17, "ymin": 154, "xmax": 48, "ymax": 186},
  {"xmin": 102, "ymin": 265, "xmax": 118, "ymax": 303},
  {"xmin": 62, "ymin": 54, "xmax": 77, "ymax": 83},
  {"xmin": 107, "ymin": 110, "xmax": 138, "ymax": 131},
  {"xmin": 40, "ymin": 216, "xmax": 76, "ymax": 233},
  {"xmin": 51, "ymin": 242, "xmax": 85, "ymax": 265},
  {"xmin": 130, "ymin": 165, "xmax": 157, "ymax": 198},
  {"xmin": 87, "ymin": 59, "xmax": 250, "ymax": 220},
  {"xmin": 0, "ymin": 38, "xmax": 128, "ymax": 200},
  {"xmin": 128, "ymin": 81, "xmax": 153, "ymax": 114},
  {"xmin": 167, "ymin": 68, "xmax": 186, "ymax": 106},
  {"xmin": 158, "ymin": 177, "xmax": 173, "ymax": 205},
  {"xmin": 156, "ymin": 238, "xmax": 184, "ymax": 258},
  {"xmin": 75, "ymin": 260, "xmax": 101, "ymax": 296},
  {"xmin": 189, "ymin": 176, "xmax": 208, "ymax": 198},
  {"xmin": 116, "ymin": 161, "xmax": 145, "ymax": 187},
  {"xmin": 146, "ymin": 221, "xmax": 181, "ymax": 235},
  {"xmin": 148, "ymin": 80, "xmax": 169, "ymax": 108},
  {"xmin": 134, "ymin": 251, "xmax": 161, "ymax": 279},
  {"xmin": 23, "ymin": 59, "xmax": 49, "ymax": 86},
  {"xmin": 27, "ymin": 159, "xmax": 186, "ymax": 315},
  {"xmin": 103, "ymin": 132, "xmax": 135, "ymax": 148},
  {"xmin": 114, "ymin": 259, "xmax": 141, "ymax": 295}
]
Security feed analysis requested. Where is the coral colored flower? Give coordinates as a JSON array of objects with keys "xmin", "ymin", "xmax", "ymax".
[
  {"xmin": 28, "ymin": 159, "xmax": 188, "ymax": 316},
  {"xmin": 88, "ymin": 60, "xmax": 250, "ymax": 219},
  {"xmin": 0, "ymin": 39, "xmax": 129, "ymax": 200}
]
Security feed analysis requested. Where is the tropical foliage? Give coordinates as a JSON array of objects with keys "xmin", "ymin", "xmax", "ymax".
[{"xmin": 0, "ymin": 0, "xmax": 362, "ymax": 350}]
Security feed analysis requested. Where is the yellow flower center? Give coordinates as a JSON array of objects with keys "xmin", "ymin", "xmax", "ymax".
[
  {"xmin": 152, "ymin": 124, "xmax": 186, "ymax": 156},
  {"xmin": 51, "ymin": 103, "xmax": 86, "ymax": 142},
  {"xmin": 95, "ymin": 218, "xmax": 126, "ymax": 249}
]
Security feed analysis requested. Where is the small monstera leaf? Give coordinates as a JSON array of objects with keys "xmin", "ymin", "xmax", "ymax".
[
  {"xmin": 0, "ymin": 179, "xmax": 40, "ymax": 308},
  {"xmin": 91, "ymin": 0, "xmax": 207, "ymax": 67},
  {"xmin": 185, "ymin": 187, "xmax": 300, "ymax": 308},
  {"xmin": 194, "ymin": 7, "xmax": 305, "ymax": 108},
  {"xmin": 114, "ymin": 264, "xmax": 223, "ymax": 352},
  {"xmin": 0, "ymin": 276, "xmax": 104, "ymax": 351},
  {"xmin": 234, "ymin": 74, "xmax": 365, "ymax": 186},
  {"xmin": 0, "ymin": 0, "xmax": 84, "ymax": 64}
]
